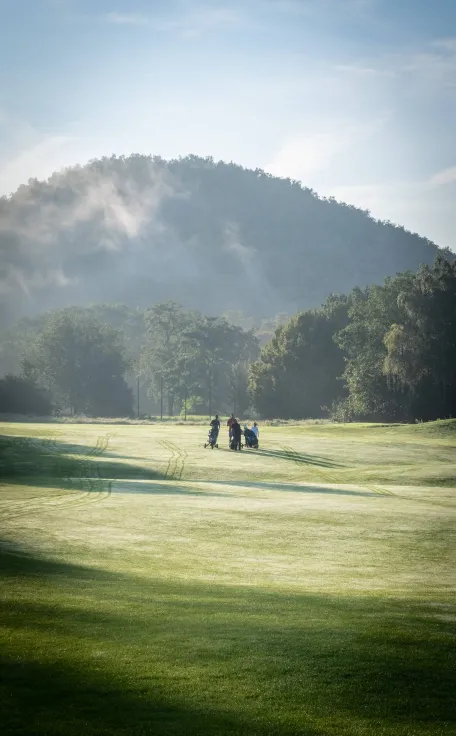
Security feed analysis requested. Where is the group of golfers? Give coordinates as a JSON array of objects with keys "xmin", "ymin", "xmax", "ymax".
[{"xmin": 210, "ymin": 414, "xmax": 259, "ymax": 450}]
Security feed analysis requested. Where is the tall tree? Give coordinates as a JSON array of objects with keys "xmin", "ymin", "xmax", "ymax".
[
  {"xmin": 382, "ymin": 257, "xmax": 456, "ymax": 419},
  {"xmin": 24, "ymin": 310, "xmax": 132, "ymax": 416},
  {"xmin": 142, "ymin": 302, "xmax": 198, "ymax": 416},
  {"xmin": 335, "ymin": 273, "xmax": 416, "ymax": 421},
  {"xmin": 142, "ymin": 302, "xmax": 259, "ymax": 416},
  {"xmin": 0, "ymin": 374, "xmax": 52, "ymax": 416},
  {"xmin": 230, "ymin": 361, "xmax": 251, "ymax": 418},
  {"xmin": 249, "ymin": 297, "xmax": 348, "ymax": 419}
]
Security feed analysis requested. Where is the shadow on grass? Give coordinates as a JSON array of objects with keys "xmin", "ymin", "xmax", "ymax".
[
  {"xmin": 255, "ymin": 447, "xmax": 343, "ymax": 468},
  {"xmin": 0, "ymin": 434, "xmax": 162, "ymax": 488},
  {"xmin": 421, "ymin": 475, "xmax": 456, "ymax": 488},
  {"xmin": 1, "ymin": 544, "xmax": 455, "ymax": 735},
  {"xmin": 207, "ymin": 479, "xmax": 372, "ymax": 497},
  {"xmin": 0, "ymin": 435, "xmax": 251, "ymax": 500},
  {"xmin": 109, "ymin": 480, "xmax": 227, "ymax": 497},
  {"xmin": 2, "ymin": 651, "xmax": 309, "ymax": 736}
]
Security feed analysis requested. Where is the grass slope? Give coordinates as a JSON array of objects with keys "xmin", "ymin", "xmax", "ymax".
[{"xmin": 1, "ymin": 421, "xmax": 455, "ymax": 735}]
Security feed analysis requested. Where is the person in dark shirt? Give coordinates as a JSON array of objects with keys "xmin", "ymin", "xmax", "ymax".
[
  {"xmin": 231, "ymin": 419, "xmax": 242, "ymax": 451},
  {"xmin": 209, "ymin": 414, "xmax": 220, "ymax": 444},
  {"xmin": 227, "ymin": 413, "xmax": 236, "ymax": 443},
  {"xmin": 210, "ymin": 415, "xmax": 220, "ymax": 432}
]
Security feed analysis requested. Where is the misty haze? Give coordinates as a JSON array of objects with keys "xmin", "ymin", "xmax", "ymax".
[{"xmin": 0, "ymin": 153, "xmax": 446, "ymax": 328}]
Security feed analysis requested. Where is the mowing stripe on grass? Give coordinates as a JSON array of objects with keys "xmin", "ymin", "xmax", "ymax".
[
  {"xmin": 281, "ymin": 443, "xmax": 397, "ymax": 497},
  {"xmin": 158, "ymin": 439, "xmax": 188, "ymax": 480}
]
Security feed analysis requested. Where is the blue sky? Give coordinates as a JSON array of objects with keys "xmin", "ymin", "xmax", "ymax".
[{"xmin": 1, "ymin": 0, "xmax": 455, "ymax": 248}]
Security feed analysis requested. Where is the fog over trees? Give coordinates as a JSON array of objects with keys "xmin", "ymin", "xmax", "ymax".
[
  {"xmin": 1, "ymin": 155, "xmax": 454, "ymax": 422},
  {"xmin": 0, "ymin": 154, "xmax": 448, "ymax": 327}
]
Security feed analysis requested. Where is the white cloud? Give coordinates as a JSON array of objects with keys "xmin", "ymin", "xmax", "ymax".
[
  {"xmin": 102, "ymin": 3, "xmax": 246, "ymax": 36},
  {"xmin": 260, "ymin": 0, "xmax": 304, "ymax": 14},
  {"xmin": 330, "ymin": 181, "xmax": 420, "ymax": 214},
  {"xmin": 431, "ymin": 37, "xmax": 456, "ymax": 53},
  {"xmin": 392, "ymin": 38, "xmax": 456, "ymax": 89},
  {"xmin": 0, "ymin": 133, "xmax": 75, "ymax": 196},
  {"xmin": 262, "ymin": 0, "xmax": 376, "ymax": 14},
  {"xmin": 401, "ymin": 50, "xmax": 456, "ymax": 88},
  {"xmin": 331, "ymin": 35, "xmax": 456, "ymax": 94},
  {"xmin": 328, "ymin": 180, "xmax": 456, "ymax": 250},
  {"xmin": 0, "ymin": 114, "xmax": 111, "ymax": 196},
  {"xmin": 267, "ymin": 132, "xmax": 345, "ymax": 180},
  {"xmin": 104, "ymin": 12, "xmax": 151, "ymax": 26},
  {"xmin": 324, "ymin": 0, "xmax": 376, "ymax": 12},
  {"xmin": 334, "ymin": 64, "xmax": 395, "ymax": 78},
  {"xmin": 266, "ymin": 117, "xmax": 388, "ymax": 180},
  {"xmin": 427, "ymin": 165, "xmax": 456, "ymax": 188}
]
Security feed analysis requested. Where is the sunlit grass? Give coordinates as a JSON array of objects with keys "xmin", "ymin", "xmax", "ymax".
[{"xmin": 1, "ymin": 421, "xmax": 455, "ymax": 735}]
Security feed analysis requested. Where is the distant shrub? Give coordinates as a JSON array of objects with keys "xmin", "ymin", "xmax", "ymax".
[
  {"xmin": 327, "ymin": 398, "xmax": 356, "ymax": 423},
  {"xmin": 0, "ymin": 374, "xmax": 52, "ymax": 416},
  {"xmin": 179, "ymin": 395, "xmax": 206, "ymax": 417}
]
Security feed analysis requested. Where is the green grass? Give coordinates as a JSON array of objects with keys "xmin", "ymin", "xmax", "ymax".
[{"xmin": 1, "ymin": 421, "xmax": 455, "ymax": 735}]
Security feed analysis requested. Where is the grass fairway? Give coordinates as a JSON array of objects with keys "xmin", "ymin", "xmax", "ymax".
[{"xmin": 1, "ymin": 420, "xmax": 455, "ymax": 735}]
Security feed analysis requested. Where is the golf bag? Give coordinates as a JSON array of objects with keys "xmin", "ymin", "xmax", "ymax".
[
  {"xmin": 230, "ymin": 433, "xmax": 242, "ymax": 451},
  {"xmin": 244, "ymin": 428, "xmax": 258, "ymax": 449}
]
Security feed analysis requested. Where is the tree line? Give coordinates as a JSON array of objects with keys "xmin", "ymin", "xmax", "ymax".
[
  {"xmin": 1, "ymin": 256, "xmax": 455, "ymax": 422},
  {"xmin": 0, "ymin": 303, "xmax": 260, "ymax": 418},
  {"xmin": 250, "ymin": 256, "xmax": 456, "ymax": 422}
]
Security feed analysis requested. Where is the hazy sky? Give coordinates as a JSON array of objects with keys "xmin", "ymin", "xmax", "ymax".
[{"xmin": 1, "ymin": 0, "xmax": 455, "ymax": 249}]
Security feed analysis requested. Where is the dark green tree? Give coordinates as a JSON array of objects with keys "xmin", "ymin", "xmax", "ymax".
[
  {"xmin": 334, "ymin": 273, "xmax": 416, "ymax": 421},
  {"xmin": 24, "ymin": 310, "xmax": 132, "ymax": 416},
  {"xmin": 142, "ymin": 302, "xmax": 258, "ymax": 416},
  {"xmin": 249, "ymin": 297, "xmax": 348, "ymax": 419},
  {"xmin": 0, "ymin": 374, "xmax": 52, "ymax": 416},
  {"xmin": 382, "ymin": 257, "xmax": 456, "ymax": 419},
  {"xmin": 230, "ymin": 361, "xmax": 251, "ymax": 418},
  {"xmin": 183, "ymin": 315, "xmax": 259, "ymax": 416},
  {"xmin": 142, "ymin": 302, "xmax": 199, "ymax": 416}
]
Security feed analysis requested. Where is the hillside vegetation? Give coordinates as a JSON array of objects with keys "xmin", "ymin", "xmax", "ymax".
[
  {"xmin": 0, "ymin": 154, "xmax": 447, "ymax": 326},
  {"xmin": 2, "ymin": 256, "xmax": 456, "ymax": 423}
]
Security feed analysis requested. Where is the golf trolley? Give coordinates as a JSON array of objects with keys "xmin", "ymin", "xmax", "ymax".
[{"xmin": 204, "ymin": 427, "xmax": 219, "ymax": 449}]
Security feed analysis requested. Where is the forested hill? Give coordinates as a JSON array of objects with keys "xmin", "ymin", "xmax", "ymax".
[{"xmin": 0, "ymin": 154, "xmax": 447, "ymax": 326}]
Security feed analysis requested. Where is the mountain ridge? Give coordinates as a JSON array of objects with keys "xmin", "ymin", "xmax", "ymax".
[{"xmin": 0, "ymin": 153, "xmax": 449, "ymax": 326}]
